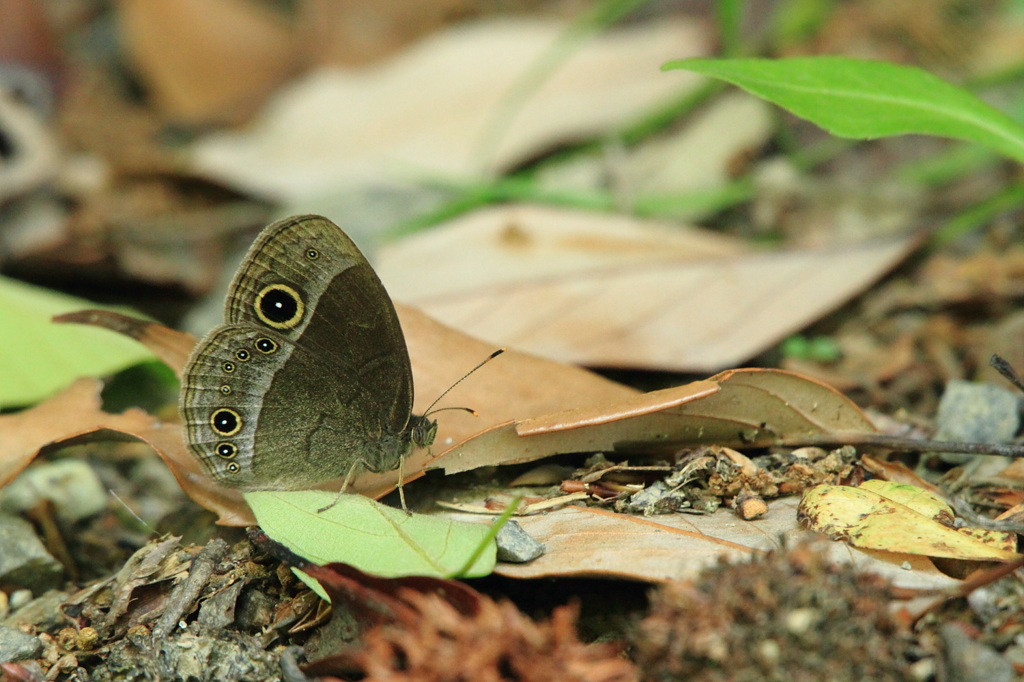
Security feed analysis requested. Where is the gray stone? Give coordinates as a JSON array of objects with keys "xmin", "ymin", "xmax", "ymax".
[
  {"xmin": 495, "ymin": 520, "xmax": 544, "ymax": 563},
  {"xmin": 3, "ymin": 590, "xmax": 70, "ymax": 632},
  {"xmin": 936, "ymin": 380, "xmax": 1021, "ymax": 464},
  {"xmin": 941, "ymin": 622, "xmax": 1014, "ymax": 682},
  {"xmin": 0, "ymin": 459, "xmax": 107, "ymax": 523},
  {"xmin": 0, "ymin": 514, "xmax": 63, "ymax": 592},
  {"xmin": 0, "ymin": 624, "xmax": 42, "ymax": 663}
]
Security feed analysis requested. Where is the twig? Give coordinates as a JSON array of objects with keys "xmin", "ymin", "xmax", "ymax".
[
  {"xmin": 796, "ymin": 433, "xmax": 1024, "ymax": 458},
  {"xmin": 990, "ymin": 353, "xmax": 1024, "ymax": 393},
  {"xmin": 151, "ymin": 539, "xmax": 227, "ymax": 641},
  {"xmin": 951, "ymin": 498, "xmax": 1024, "ymax": 533}
]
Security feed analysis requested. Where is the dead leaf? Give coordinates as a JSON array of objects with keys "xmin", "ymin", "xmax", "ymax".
[
  {"xmin": 378, "ymin": 204, "xmax": 748, "ymax": 300},
  {"xmin": 859, "ymin": 454, "xmax": 947, "ymax": 498},
  {"xmin": 190, "ymin": 18, "xmax": 708, "ymax": 200},
  {"xmin": 431, "ymin": 368, "xmax": 876, "ymax": 475},
  {"xmin": 0, "ymin": 377, "xmax": 254, "ymax": 525},
  {"xmin": 118, "ymin": 0, "xmax": 297, "ymax": 124},
  {"xmin": 798, "ymin": 484, "xmax": 1020, "ymax": 562},
  {"xmin": 42, "ymin": 312, "xmax": 876, "ymax": 527},
  {"xmin": 54, "ymin": 310, "xmax": 196, "ymax": 380},
  {"xmin": 378, "ymin": 204, "xmax": 921, "ymax": 372},
  {"xmin": 297, "ymin": 562, "xmax": 637, "ymax": 682},
  {"xmin": 470, "ymin": 499, "xmax": 960, "ymax": 589}
]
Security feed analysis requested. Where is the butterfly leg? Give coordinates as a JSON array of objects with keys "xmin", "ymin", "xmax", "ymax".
[
  {"xmin": 397, "ymin": 456, "xmax": 409, "ymax": 515},
  {"xmin": 316, "ymin": 460, "xmax": 362, "ymax": 513}
]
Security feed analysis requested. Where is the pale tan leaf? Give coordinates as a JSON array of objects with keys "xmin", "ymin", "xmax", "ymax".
[
  {"xmin": 378, "ymin": 205, "xmax": 920, "ymax": 372},
  {"xmin": 622, "ymin": 91, "xmax": 774, "ymax": 207},
  {"xmin": 474, "ymin": 498, "xmax": 961, "ymax": 589},
  {"xmin": 378, "ymin": 204, "xmax": 748, "ymax": 300},
  {"xmin": 190, "ymin": 18, "xmax": 708, "ymax": 200}
]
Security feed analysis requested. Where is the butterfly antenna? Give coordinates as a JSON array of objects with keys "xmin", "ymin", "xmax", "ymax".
[{"xmin": 422, "ymin": 348, "xmax": 505, "ymax": 418}]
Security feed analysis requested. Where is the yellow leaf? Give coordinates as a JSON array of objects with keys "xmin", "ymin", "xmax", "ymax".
[{"xmin": 799, "ymin": 485, "xmax": 1019, "ymax": 561}]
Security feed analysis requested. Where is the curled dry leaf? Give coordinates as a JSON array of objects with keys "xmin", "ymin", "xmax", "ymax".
[
  {"xmin": 798, "ymin": 483, "xmax": 1020, "ymax": 562},
  {"xmin": 47, "ymin": 308, "xmax": 880, "ymax": 529},
  {"xmin": 431, "ymin": 367, "xmax": 877, "ymax": 475}
]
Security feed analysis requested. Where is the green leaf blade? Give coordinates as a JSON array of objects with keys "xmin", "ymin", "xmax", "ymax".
[
  {"xmin": 663, "ymin": 56, "xmax": 1024, "ymax": 164},
  {"xmin": 245, "ymin": 491, "xmax": 496, "ymax": 579},
  {"xmin": 0, "ymin": 276, "xmax": 156, "ymax": 408}
]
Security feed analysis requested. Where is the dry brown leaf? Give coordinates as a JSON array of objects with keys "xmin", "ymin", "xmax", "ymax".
[
  {"xmin": 432, "ymin": 368, "xmax": 876, "ymax": 475},
  {"xmin": 379, "ymin": 205, "xmax": 920, "ymax": 372},
  {"xmin": 0, "ymin": 377, "xmax": 254, "ymax": 525},
  {"xmin": 38, "ymin": 311, "xmax": 876, "ymax": 527},
  {"xmin": 53, "ymin": 310, "xmax": 196, "ymax": 380},
  {"xmin": 118, "ymin": 0, "xmax": 297, "ymax": 124},
  {"xmin": 190, "ymin": 18, "xmax": 708, "ymax": 200},
  {"xmin": 860, "ymin": 454, "xmax": 946, "ymax": 498}
]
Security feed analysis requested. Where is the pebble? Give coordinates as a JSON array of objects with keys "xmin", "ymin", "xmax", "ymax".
[
  {"xmin": 0, "ymin": 514, "xmax": 63, "ymax": 593},
  {"xmin": 0, "ymin": 624, "xmax": 42, "ymax": 663},
  {"xmin": 0, "ymin": 459, "xmax": 107, "ymax": 523},
  {"xmin": 935, "ymin": 380, "xmax": 1020, "ymax": 464},
  {"xmin": 941, "ymin": 622, "xmax": 1014, "ymax": 682},
  {"xmin": 495, "ymin": 521, "xmax": 545, "ymax": 563},
  {"xmin": 3, "ymin": 591, "xmax": 70, "ymax": 632}
]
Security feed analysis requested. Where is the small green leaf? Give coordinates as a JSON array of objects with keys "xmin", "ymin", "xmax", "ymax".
[
  {"xmin": 245, "ymin": 491, "xmax": 496, "ymax": 579},
  {"xmin": 663, "ymin": 56, "xmax": 1024, "ymax": 164},
  {"xmin": 0, "ymin": 276, "xmax": 156, "ymax": 409}
]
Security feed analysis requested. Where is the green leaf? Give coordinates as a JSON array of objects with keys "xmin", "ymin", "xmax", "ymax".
[
  {"xmin": 663, "ymin": 56, "xmax": 1024, "ymax": 164},
  {"xmin": 245, "ymin": 491, "xmax": 497, "ymax": 579},
  {"xmin": 0, "ymin": 276, "xmax": 156, "ymax": 409}
]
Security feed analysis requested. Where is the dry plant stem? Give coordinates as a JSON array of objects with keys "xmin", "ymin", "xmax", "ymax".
[
  {"xmin": 945, "ymin": 554, "xmax": 1024, "ymax": 600},
  {"xmin": 798, "ymin": 434, "xmax": 1024, "ymax": 458},
  {"xmin": 990, "ymin": 354, "xmax": 1024, "ymax": 393},
  {"xmin": 951, "ymin": 498, "xmax": 1024, "ymax": 532},
  {"xmin": 151, "ymin": 538, "xmax": 227, "ymax": 641}
]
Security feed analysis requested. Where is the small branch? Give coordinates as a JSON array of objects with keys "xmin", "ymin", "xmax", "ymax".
[
  {"xmin": 794, "ymin": 433, "xmax": 1024, "ymax": 458},
  {"xmin": 990, "ymin": 353, "xmax": 1024, "ymax": 393}
]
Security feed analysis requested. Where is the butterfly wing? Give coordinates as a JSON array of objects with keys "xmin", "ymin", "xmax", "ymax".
[{"xmin": 180, "ymin": 215, "xmax": 416, "ymax": 489}]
